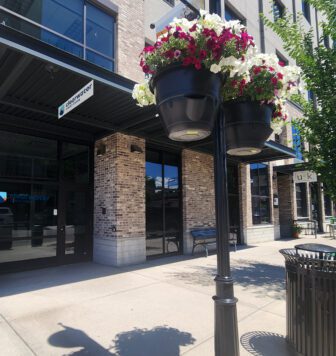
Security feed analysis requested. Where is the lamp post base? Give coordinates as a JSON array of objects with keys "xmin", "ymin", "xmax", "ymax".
[{"xmin": 213, "ymin": 276, "xmax": 239, "ymax": 356}]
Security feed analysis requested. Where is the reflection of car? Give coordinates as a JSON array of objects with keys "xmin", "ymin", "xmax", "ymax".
[{"xmin": 0, "ymin": 207, "xmax": 13, "ymax": 249}]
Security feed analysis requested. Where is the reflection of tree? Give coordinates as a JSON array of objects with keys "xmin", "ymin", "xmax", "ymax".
[{"xmin": 145, "ymin": 176, "xmax": 161, "ymax": 203}]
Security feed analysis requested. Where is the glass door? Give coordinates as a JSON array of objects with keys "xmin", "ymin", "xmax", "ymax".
[
  {"xmin": 58, "ymin": 142, "xmax": 91, "ymax": 262},
  {"xmin": 58, "ymin": 186, "xmax": 90, "ymax": 260},
  {"xmin": 146, "ymin": 149, "xmax": 181, "ymax": 257}
]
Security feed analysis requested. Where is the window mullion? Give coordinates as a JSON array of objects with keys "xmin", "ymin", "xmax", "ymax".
[{"xmin": 83, "ymin": 1, "xmax": 87, "ymax": 60}]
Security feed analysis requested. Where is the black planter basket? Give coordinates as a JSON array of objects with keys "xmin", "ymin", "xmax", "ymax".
[
  {"xmin": 222, "ymin": 101, "xmax": 274, "ymax": 156},
  {"xmin": 151, "ymin": 65, "xmax": 222, "ymax": 142}
]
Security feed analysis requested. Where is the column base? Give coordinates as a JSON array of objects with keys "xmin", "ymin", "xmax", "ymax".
[{"xmin": 93, "ymin": 237, "xmax": 146, "ymax": 267}]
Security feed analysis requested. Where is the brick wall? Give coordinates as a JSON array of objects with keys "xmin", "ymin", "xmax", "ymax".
[
  {"xmin": 109, "ymin": 0, "xmax": 145, "ymax": 82},
  {"xmin": 93, "ymin": 132, "xmax": 146, "ymax": 266},
  {"xmin": 278, "ymin": 174, "xmax": 295, "ymax": 237},
  {"xmin": 181, "ymin": 149, "xmax": 215, "ymax": 253}
]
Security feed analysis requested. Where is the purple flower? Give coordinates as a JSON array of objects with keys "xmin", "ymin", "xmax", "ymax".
[{"xmin": 174, "ymin": 50, "xmax": 181, "ymax": 58}]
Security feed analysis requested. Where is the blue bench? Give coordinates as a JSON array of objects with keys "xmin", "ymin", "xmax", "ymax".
[{"xmin": 191, "ymin": 227, "xmax": 237, "ymax": 257}]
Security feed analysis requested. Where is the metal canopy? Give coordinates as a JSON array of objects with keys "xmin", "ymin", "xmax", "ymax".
[
  {"xmin": 274, "ymin": 162, "xmax": 309, "ymax": 174},
  {"xmin": 0, "ymin": 25, "xmax": 296, "ymax": 163}
]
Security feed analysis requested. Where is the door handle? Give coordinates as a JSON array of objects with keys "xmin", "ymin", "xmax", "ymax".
[{"xmin": 60, "ymin": 226, "xmax": 65, "ymax": 232}]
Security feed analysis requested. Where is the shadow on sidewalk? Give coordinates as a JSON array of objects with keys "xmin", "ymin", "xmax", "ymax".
[
  {"xmin": 112, "ymin": 326, "xmax": 196, "ymax": 356},
  {"xmin": 240, "ymin": 331, "xmax": 297, "ymax": 356},
  {"xmin": 168, "ymin": 260, "xmax": 285, "ymax": 299},
  {"xmin": 48, "ymin": 323, "xmax": 112, "ymax": 355},
  {"xmin": 0, "ymin": 245, "xmax": 258, "ymax": 297},
  {"xmin": 48, "ymin": 323, "xmax": 195, "ymax": 356}
]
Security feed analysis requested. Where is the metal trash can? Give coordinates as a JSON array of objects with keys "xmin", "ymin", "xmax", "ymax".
[{"xmin": 280, "ymin": 244, "xmax": 336, "ymax": 356}]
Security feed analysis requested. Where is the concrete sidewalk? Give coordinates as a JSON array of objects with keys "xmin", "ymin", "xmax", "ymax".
[{"xmin": 1, "ymin": 235, "xmax": 335, "ymax": 356}]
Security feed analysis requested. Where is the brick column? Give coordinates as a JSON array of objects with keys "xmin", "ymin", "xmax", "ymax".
[
  {"xmin": 278, "ymin": 174, "xmax": 295, "ymax": 237},
  {"xmin": 271, "ymin": 165, "xmax": 281, "ymax": 238},
  {"xmin": 239, "ymin": 163, "xmax": 252, "ymax": 243},
  {"xmin": 93, "ymin": 133, "xmax": 146, "ymax": 266},
  {"xmin": 181, "ymin": 149, "xmax": 215, "ymax": 254}
]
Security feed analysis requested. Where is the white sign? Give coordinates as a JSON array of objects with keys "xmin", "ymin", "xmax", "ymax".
[
  {"xmin": 58, "ymin": 80, "xmax": 94, "ymax": 118},
  {"xmin": 293, "ymin": 171, "xmax": 317, "ymax": 183}
]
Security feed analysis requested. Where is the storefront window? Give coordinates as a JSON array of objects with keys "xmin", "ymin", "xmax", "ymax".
[
  {"xmin": 250, "ymin": 163, "xmax": 270, "ymax": 224},
  {"xmin": 0, "ymin": 131, "xmax": 91, "ymax": 268},
  {"xmin": 0, "ymin": 0, "xmax": 115, "ymax": 71},
  {"xmin": 0, "ymin": 132, "xmax": 57, "ymax": 180},
  {"xmin": 296, "ymin": 183, "xmax": 308, "ymax": 218},
  {"xmin": 146, "ymin": 149, "xmax": 181, "ymax": 257}
]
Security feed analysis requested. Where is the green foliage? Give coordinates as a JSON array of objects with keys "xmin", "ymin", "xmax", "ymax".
[
  {"xmin": 262, "ymin": 0, "xmax": 336, "ymax": 199},
  {"xmin": 292, "ymin": 223, "xmax": 303, "ymax": 234}
]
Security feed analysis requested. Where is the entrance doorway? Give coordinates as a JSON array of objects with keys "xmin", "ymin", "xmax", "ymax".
[
  {"xmin": 0, "ymin": 131, "xmax": 92, "ymax": 273},
  {"xmin": 58, "ymin": 187, "xmax": 91, "ymax": 262},
  {"xmin": 145, "ymin": 149, "xmax": 182, "ymax": 257},
  {"xmin": 310, "ymin": 182, "xmax": 323, "ymax": 232}
]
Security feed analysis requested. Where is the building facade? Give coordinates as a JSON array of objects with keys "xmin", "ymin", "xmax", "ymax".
[{"xmin": 0, "ymin": 0, "xmax": 333, "ymax": 273}]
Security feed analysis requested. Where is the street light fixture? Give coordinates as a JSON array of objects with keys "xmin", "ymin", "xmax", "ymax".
[{"xmin": 144, "ymin": 1, "xmax": 272, "ymax": 354}]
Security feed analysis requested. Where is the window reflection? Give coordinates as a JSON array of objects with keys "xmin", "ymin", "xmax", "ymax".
[
  {"xmin": 146, "ymin": 150, "xmax": 181, "ymax": 257},
  {"xmin": 0, "ymin": 183, "xmax": 58, "ymax": 263},
  {"xmin": 296, "ymin": 183, "xmax": 308, "ymax": 218},
  {"xmin": 0, "ymin": 131, "xmax": 57, "ymax": 180},
  {"xmin": 86, "ymin": 4, "xmax": 114, "ymax": 57},
  {"xmin": 250, "ymin": 163, "xmax": 270, "ymax": 224},
  {"xmin": 0, "ymin": 0, "xmax": 115, "ymax": 71},
  {"xmin": 62, "ymin": 143, "xmax": 89, "ymax": 183},
  {"xmin": 0, "ymin": 131, "xmax": 91, "ymax": 267}
]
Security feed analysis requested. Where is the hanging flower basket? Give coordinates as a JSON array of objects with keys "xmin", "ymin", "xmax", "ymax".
[
  {"xmin": 221, "ymin": 53, "xmax": 302, "ymax": 155},
  {"xmin": 223, "ymin": 101, "xmax": 273, "ymax": 156},
  {"xmin": 132, "ymin": 11, "xmax": 256, "ymax": 142},
  {"xmin": 150, "ymin": 65, "xmax": 222, "ymax": 141}
]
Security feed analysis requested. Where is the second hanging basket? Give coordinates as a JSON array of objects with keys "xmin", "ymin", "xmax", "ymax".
[{"xmin": 222, "ymin": 101, "xmax": 274, "ymax": 156}]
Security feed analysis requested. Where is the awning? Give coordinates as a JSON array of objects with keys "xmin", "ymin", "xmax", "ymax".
[
  {"xmin": 274, "ymin": 162, "xmax": 309, "ymax": 175},
  {"xmin": 0, "ymin": 25, "xmax": 296, "ymax": 164}
]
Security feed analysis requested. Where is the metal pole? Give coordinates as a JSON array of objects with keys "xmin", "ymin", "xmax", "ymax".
[{"xmin": 213, "ymin": 109, "xmax": 240, "ymax": 356}]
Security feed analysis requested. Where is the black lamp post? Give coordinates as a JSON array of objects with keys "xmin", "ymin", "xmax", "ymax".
[
  {"xmin": 212, "ymin": 108, "xmax": 240, "ymax": 356},
  {"xmin": 210, "ymin": 1, "xmax": 240, "ymax": 354},
  {"xmin": 150, "ymin": 1, "xmax": 266, "ymax": 354}
]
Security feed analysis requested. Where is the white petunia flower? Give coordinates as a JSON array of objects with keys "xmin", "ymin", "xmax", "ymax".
[
  {"xmin": 223, "ymin": 20, "xmax": 245, "ymax": 34},
  {"xmin": 132, "ymin": 81, "xmax": 156, "ymax": 107},
  {"xmin": 210, "ymin": 63, "xmax": 222, "ymax": 74},
  {"xmin": 271, "ymin": 120, "xmax": 284, "ymax": 135}
]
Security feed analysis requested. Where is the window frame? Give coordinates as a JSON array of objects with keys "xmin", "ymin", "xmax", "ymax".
[
  {"xmin": 292, "ymin": 126, "xmax": 304, "ymax": 161},
  {"xmin": 162, "ymin": 0, "xmax": 175, "ymax": 6},
  {"xmin": 224, "ymin": 4, "xmax": 246, "ymax": 25},
  {"xmin": 273, "ymin": 0, "xmax": 285, "ymax": 21},
  {"xmin": 296, "ymin": 183, "xmax": 308, "ymax": 218},
  {"xmin": 0, "ymin": 0, "xmax": 117, "ymax": 71},
  {"xmin": 302, "ymin": 0, "xmax": 311, "ymax": 23},
  {"xmin": 323, "ymin": 32, "xmax": 330, "ymax": 49},
  {"xmin": 250, "ymin": 163, "xmax": 271, "ymax": 225},
  {"xmin": 276, "ymin": 50, "xmax": 289, "ymax": 66},
  {"xmin": 84, "ymin": 0, "xmax": 116, "ymax": 70}
]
